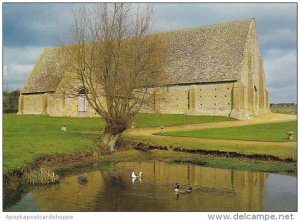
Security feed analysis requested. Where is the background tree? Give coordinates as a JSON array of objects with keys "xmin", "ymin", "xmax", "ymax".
[
  {"xmin": 3, "ymin": 87, "xmax": 20, "ymax": 113},
  {"xmin": 62, "ymin": 3, "xmax": 165, "ymax": 151}
]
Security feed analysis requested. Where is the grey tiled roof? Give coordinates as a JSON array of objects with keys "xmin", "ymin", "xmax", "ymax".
[
  {"xmin": 21, "ymin": 19, "xmax": 252, "ymax": 94},
  {"xmin": 21, "ymin": 48, "xmax": 67, "ymax": 94},
  {"xmin": 161, "ymin": 19, "xmax": 252, "ymax": 85}
]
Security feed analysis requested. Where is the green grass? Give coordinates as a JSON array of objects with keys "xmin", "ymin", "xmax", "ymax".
[
  {"xmin": 3, "ymin": 114, "xmax": 234, "ymax": 173},
  {"xmin": 133, "ymin": 113, "xmax": 235, "ymax": 128},
  {"xmin": 156, "ymin": 121, "xmax": 297, "ymax": 142},
  {"xmin": 149, "ymin": 150, "xmax": 296, "ymax": 173},
  {"xmin": 4, "ymin": 114, "xmax": 106, "ymax": 132},
  {"xmin": 4, "ymin": 114, "xmax": 296, "ymax": 174},
  {"xmin": 125, "ymin": 136, "xmax": 296, "ymax": 160},
  {"xmin": 3, "ymin": 114, "xmax": 105, "ymax": 173}
]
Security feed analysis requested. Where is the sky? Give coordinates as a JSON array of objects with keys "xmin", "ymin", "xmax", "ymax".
[{"xmin": 2, "ymin": 3, "xmax": 297, "ymax": 103}]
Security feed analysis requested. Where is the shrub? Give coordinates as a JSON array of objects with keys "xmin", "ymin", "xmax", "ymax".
[{"xmin": 23, "ymin": 167, "xmax": 59, "ymax": 185}]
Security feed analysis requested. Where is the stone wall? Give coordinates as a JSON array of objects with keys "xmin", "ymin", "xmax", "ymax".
[
  {"xmin": 20, "ymin": 82, "xmax": 235, "ymax": 117},
  {"xmin": 231, "ymin": 20, "xmax": 270, "ymax": 119},
  {"xmin": 19, "ymin": 92, "xmax": 100, "ymax": 117},
  {"xmin": 19, "ymin": 74, "xmax": 268, "ymax": 119},
  {"xmin": 18, "ymin": 93, "xmax": 47, "ymax": 115},
  {"xmin": 47, "ymin": 93, "xmax": 99, "ymax": 117},
  {"xmin": 193, "ymin": 83, "xmax": 234, "ymax": 116},
  {"xmin": 141, "ymin": 82, "xmax": 234, "ymax": 117},
  {"xmin": 19, "ymin": 81, "xmax": 246, "ymax": 118}
]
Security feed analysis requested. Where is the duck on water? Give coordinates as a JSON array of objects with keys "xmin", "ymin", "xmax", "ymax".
[{"xmin": 174, "ymin": 182, "xmax": 192, "ymax": 194}]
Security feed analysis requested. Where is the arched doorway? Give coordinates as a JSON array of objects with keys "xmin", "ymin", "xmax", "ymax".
[{"xmin": 78, "ymin": 88, "xmax": 88, "ymax": 113}]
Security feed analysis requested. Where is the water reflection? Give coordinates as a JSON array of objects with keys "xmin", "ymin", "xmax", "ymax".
[{"xmin": 5, "ymin": 161, "xmax": 297, "ymax": 212}]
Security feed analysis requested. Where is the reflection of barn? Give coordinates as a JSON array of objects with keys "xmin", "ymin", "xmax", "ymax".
[
  {"xmin": 18, "ymin": 18, "xmax": 269, "ymax": 119},
  {"xmin": 149, "ymin": 162, "xmax": 268, "ymax": 211},
  {"xmin": 30, "ymin": 162, "xmax": 268, "ymax": 211}
]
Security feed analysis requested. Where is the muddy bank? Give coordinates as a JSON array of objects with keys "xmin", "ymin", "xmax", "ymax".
[{"xmin": 130, "ymin": 142, "xmax": 296, "ymax": 163}]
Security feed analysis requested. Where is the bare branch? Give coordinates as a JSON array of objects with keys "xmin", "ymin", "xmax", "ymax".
[{"xmin": 60, "ymin": 3, "xmax": 165, "ymax": 151}]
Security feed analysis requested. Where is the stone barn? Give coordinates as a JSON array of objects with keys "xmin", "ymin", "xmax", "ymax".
[{"xmin": 18, "ymin": 18, "xmax": 270, "ymax": 119}]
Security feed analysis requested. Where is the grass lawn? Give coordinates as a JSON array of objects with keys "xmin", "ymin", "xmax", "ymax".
[
  {"xmin": 148, "ymin": 150, "xmax": 296, "ymax": 173},
  {"xmin": 125, "ymin": 136, "xmax": 296, "ymax": 160},
  {"xmin": 3, "ymin": 114, "xmax": 234, "ymax": 173},
  {"xmin": 133, "ymin": 113, "xmax": 235, "ymax": 128},
  {"xmin": 156, "ymin": 121, "xmax": 297, "ymax": 142},
  {"xmin": 3, "ymin": 114, "xmax": 105, "ymax": 173}
]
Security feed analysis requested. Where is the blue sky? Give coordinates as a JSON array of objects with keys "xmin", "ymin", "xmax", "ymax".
[{"xmin": 3, "ymin": 3, "xmax": 297, "ymax": 103}]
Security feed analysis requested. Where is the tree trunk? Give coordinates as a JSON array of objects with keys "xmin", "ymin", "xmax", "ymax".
[{"xmin": 102, "ymin": 132, "xmax": 121, "ymax": 152}]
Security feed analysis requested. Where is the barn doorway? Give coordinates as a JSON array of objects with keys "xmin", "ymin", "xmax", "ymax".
[{"xmin": 78, "ymin": 88, "xmax": 88, "ymax": 113}]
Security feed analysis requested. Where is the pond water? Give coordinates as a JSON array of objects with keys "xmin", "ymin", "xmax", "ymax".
[{"xmin": 4, "ymin": 161, "xmax": 297, "ymax": 212}]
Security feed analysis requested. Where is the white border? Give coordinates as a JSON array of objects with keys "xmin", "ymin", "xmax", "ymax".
[{"xmin": 1, "ymin": 1, "xmax": 299, "ymax": 220}]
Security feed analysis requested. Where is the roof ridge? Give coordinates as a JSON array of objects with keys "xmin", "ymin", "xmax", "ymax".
[{"xmin": 159, "ymin": 18, "xmax": 254, "ymax": 34}]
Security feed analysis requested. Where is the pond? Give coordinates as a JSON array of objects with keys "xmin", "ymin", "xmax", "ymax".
[{"xmin": 4, "ymin": 161, "xmax": 297, "ymax": 212}]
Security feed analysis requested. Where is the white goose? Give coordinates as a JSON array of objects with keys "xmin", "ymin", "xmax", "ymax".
[{"xmin": 131, "ymin": 171, "xmax": 143, "ymax": 179}]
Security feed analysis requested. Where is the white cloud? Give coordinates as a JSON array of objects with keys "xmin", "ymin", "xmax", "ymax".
[
  {"xmin": 3, "ymin": 46, "xmax": 45, "ymax": 90},
  {"xmin": 264, "ymin": 48, "xmax": 296, "ymax": 86},
  {"xmin": 260, "ymin": 27, "xmax": 296, "ymax": 50},
  {"xmin": 3, "ymin": 64, "xmax": 33, "ymax": 80},
  {"xmin": 3, "ymin": 64, "xmax": 34, "ymax": 90},
  {"xmin": 264, "ymin": 48, "xmax": 296, "ymax": 103},
  {"xmin": 153, "ymin": 3, "xmax": 296, "ymax": 32},
  {"xmin": 268, "ymin": 85, "xmax": 297, "ymax": 103},
  {"xmin": 3, "ymin": 46, "xmax": 45, "ymax": 65}
]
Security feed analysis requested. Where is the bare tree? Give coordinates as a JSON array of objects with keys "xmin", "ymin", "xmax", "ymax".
[{"xmin": 62, "ymin": 3, "xmax": 165, "ymax": 151}]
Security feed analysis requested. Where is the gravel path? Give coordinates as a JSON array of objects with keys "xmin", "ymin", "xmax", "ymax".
[{"xmin": 124, "ymin": 113, "xmax": 297, "ymax": 148}]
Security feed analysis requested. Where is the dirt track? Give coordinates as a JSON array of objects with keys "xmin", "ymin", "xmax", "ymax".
[{"xmin": 124, "ymin": 113, "xmax": 297, "ymax": 148}]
